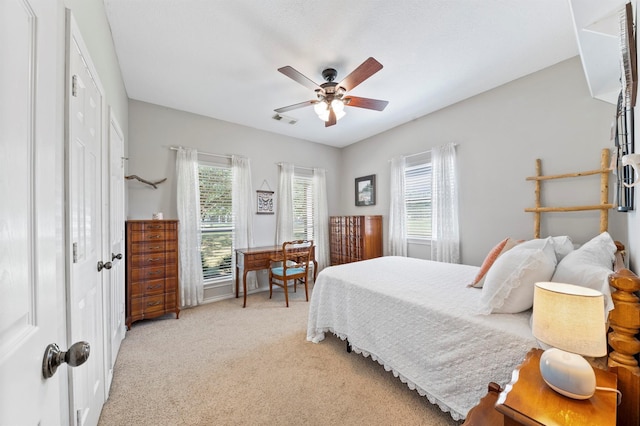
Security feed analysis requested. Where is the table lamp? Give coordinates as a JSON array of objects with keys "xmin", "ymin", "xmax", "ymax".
[{"xmin": 532, "ymin": 281, "xmax": 607, "ymax": 399}]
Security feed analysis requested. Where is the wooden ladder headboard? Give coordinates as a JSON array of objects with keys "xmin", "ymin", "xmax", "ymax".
[
  {"xmin": 525, "ymin": 148, "xmax": 614, "ymax": 238},
  {"xmin": 525, "ymin": 148, "xmax": 639, "ymax": 425}
]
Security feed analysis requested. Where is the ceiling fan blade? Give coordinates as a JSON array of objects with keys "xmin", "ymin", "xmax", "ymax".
[
  {"xmin": 278, "ymin": 66, "xmax": 321, "ymax": 91},
  {"xmin": 274, "ymin": 100, "xmax": 317, "ymax": 113},
  {"xmin": 325, "ymin": 108, "xmax": 337, "ymax": 127},
  {"xmin": 344, "ymin": 96, "xmax": 389, "ymax": 111},
  {"xmin": 338, "ymin": 57, "xmax": 383, "ymax": 92}
]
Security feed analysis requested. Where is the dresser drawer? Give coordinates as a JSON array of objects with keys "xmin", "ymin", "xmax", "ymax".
[
  {"xmin": 130, "ymin": 279, "xmax": 166, "ymax": 297},
  {"xmin": 130, "ymin": 251, "xmax": 177, "ymax": 268},
  {"xmin": 131, "ymin": 294, "xmax": 166, "ymax": 316},
  {"xmin": 131, "ymin": 241, "xmax": 165, "ymax": 254},
  {"xmin": 128, "ymin": 221, "xmax": 167, "ymax": 231},
  {"xmin": 131, "ymin": 266, "xmax": 164, "ymax": 281},
  {"xmin": 130, "ymin": 240, "xmax": 178, "ymax": 255},
  {"xmin": 129, "ymin": 230, "xmax": 168, "ymax": 243},
  {"xmin": 130, "ymin": 264, "xmax": 178, "ymax": 280}
]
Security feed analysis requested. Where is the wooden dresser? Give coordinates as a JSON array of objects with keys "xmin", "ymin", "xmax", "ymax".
[
  {"xmin": 329, "ymin": 215, "xmax": 382, "ymax": 265},
  {"xmin": 125, "ymin": 220, "xmax": 180, "ymax": 329}
]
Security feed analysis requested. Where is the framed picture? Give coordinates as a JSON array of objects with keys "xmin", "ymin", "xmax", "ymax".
[
  {"xmin": 256, "ymin": 190, "xmax": 274, "ymax": 214},
  {"xmin": 355, "ymin": 174, "xmax": 376, "ymax": 206}
]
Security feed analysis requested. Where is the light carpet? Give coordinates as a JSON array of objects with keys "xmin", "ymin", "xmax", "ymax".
[{"xmin": 98, "ymin": 288, "xmax": 463, "ymax": 425}]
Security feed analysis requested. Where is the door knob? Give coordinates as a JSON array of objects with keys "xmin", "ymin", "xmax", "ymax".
[
  {"xmin": 42, "ymin": 341, "xmax": 90, "ymax": 379},
  {"xmin": 112, "ymin": 252, "xmax": 123, "ymax": 261},
  {"xmin": 97, "ymin": 261, "xmax": 112, "ymax": 271}
]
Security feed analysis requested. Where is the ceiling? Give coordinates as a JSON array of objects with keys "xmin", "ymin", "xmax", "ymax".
[{"xmin": 103, "ymin": 0, "xmax": 580, "ymax": 148}]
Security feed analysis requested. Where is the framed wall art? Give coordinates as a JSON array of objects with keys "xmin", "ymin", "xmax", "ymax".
[
  {"xmin": 355, "ymin": 174, "xmax": 376, "ymax": 206},
  {"xmin": 256, "ymin": 190, "xmax": 274, "ymax": 214}
]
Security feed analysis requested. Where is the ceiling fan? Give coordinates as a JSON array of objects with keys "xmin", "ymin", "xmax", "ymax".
[{"xmin": 275, "ymin": 57, "xmax": 389, "ymax": 127}]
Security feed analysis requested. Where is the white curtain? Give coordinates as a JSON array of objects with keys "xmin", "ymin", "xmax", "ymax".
[
  {"xmin": 176, "ymin": 147, "xmax": 204, "ymax": 307},
  {"xmin": 275, "ymin": 162, "xmax": 294, "ymax": 244},
  {"xmin": 232, "ymin": 155, "xmax": 257, "ymax": 291},
  {"xmin": 388, "ymin": 155, "xmax": 407, "ymax": 256},
  {"xmin": 431, "ymin": 143, "xmax": 460, "ymax": 263},
  {"xmin": 312, "ymin": 168, "xmax": 330, "ymax": 271}
]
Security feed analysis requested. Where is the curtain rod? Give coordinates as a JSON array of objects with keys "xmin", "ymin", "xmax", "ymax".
[
  {"xmin": 169, "ymin": 146, "xmax": 232, "ymax": 159},
  {"xmin": 276, "ymin": 162, "xmax": 314, "ymax": 172},
  {"xmin": 390, "ymin": 143, "xmax": 459, "ymax": 162},
  {"xmin": 404, "ymin": 149, "xmax": 431, "ymax": 159}
]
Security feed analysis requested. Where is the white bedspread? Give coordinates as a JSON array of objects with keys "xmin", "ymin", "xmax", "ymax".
[{"xmin": 306, "ymin": 256, "xmax": 538, "ymax": 421}]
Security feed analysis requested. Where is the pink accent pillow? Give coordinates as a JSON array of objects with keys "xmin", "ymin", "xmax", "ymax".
[{"xmin": 468, "ymin": 237, "xmax": 520, "ymax": 288}]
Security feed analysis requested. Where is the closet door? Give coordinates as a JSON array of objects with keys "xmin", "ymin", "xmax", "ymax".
[{"xmin": 0, "ymin": 0, "xmax": 65, "ymax": 423}]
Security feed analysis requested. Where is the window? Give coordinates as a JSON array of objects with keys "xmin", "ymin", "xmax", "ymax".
[
  {"xmin": 293, "ymin": 174, "xmax": 314, "ymax": 240},
  {"xmin": 198, "ymin": 163, "xmax": 233, "ymax": 281},
  {"xmin": 405, "ymin": 162, "xmax": 432, "ymax": 239}
]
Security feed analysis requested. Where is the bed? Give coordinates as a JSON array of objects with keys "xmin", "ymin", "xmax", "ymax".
[
  {"xmin": 306, "ymin": 149, "xmax": 640, "ymax": 424},
  {"xmin": 307, "ymin": 256, "xmax": 536, "ymax": 420}
]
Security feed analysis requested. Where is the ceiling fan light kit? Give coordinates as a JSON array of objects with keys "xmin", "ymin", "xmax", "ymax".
[{"xmin": 275, "ymin": 57, "xmax": 389, "ymax": 127}]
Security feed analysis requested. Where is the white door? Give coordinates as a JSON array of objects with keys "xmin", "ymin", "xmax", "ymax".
[
  {"xmin": 105, "ymin": 110, "xmax": 126, "ymax": 393},
  {"xmin": 0, "ymin": 0, "xmax": 67, "ymax": 424},
  {"xmin": 67, "ymin": 21, "xmax": 106, "ymax": 426}
]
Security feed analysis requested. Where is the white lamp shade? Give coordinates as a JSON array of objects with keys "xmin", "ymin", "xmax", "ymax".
[{"xmin": 532, "ymin": 282, "xmax": 607, "ymax": 357}]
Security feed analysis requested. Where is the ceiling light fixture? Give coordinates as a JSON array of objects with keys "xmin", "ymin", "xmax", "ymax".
[{"xmin": 314, "ymin": 91, "xmax": 346, "ymax": 123}]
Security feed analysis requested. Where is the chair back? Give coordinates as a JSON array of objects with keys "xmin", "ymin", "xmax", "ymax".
[{"xmin": 281, "ymin": 240, "xmax": 313, "ymax": 271}]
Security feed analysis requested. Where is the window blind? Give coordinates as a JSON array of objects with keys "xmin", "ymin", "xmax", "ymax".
[
  {"xmin": 405, "ymin": 163, "xmax": 432, "ymax": 239},
  {"xmin": 198, "ymin": 164, "xmax": 233, "ymax": 281},
  {"xmin": 293, "ymin": 175, "xmax": 314, "ymax": 240}
]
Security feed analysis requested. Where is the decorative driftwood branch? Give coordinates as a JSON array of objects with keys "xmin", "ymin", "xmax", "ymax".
[{"xmin": 125, "ymin": 175, "xmax": 167, "ymax": 189}]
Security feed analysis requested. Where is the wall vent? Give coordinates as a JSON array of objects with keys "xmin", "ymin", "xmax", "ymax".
[{"xmin": 272, "ymin": 114, "xmax": 298, "ymax": 125}]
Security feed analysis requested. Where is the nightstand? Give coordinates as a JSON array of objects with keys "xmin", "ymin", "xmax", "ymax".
[{"xmin": 464, "ymin": 348, "xmax": 617, "ymax": 426}]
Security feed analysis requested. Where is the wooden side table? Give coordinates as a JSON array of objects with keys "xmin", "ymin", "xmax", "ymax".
[
  {"xmin": 463, "ymin": 382, "xmax": 504, "ymax": 426},
  {"xmin": 496, "ymin": 348, "xmax": 617, "ymax": 426},
  {"xmin": 464, "ymin": 348, "xmax": 618, "ymax": 426}
]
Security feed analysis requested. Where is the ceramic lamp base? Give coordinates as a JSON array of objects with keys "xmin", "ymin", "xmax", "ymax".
[{"xmin": 539, "ymin": 348, "xmax": 596, "ymax": 399}]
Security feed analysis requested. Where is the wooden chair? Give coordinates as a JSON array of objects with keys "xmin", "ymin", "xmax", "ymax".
[{"xmin": 268, "ymin": 240, "xmax": 313, "ymax": 307}]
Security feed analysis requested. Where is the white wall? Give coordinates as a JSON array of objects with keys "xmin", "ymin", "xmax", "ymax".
[
  {"xmin": 128, "ymin": 57, "xmax": 634, "ymax": 276},
  {"xmin": 340, "ymin": 57, "xmax": 627, "ymax": 266},
  {"xmin": 127, "ymin": 100, "xmax": 342, "ymax": 230},
  {"xmin": 127, "ymin": 100, "xmax": 342, "ymax": 298}
]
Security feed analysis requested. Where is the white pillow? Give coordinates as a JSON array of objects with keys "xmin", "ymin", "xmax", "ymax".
[
  {"xmin": 517, "ymin": 236, "xmax": 574, "ymax": 263},
  {"xmin": 479, "ymin": 241, "xmax": 557, "ymax": 314},
  {"xmin": 550, "ymin": 236, "xmax": 574, "ymax": 262},
  {"xmin": 551, "ymin": 232, "xmax": 616, "ymax": 313}
]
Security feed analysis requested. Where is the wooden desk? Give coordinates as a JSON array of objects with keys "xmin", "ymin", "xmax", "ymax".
[{"xmin": 235, "ymin": 245, "xmax": 317, "ymax": 307}]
